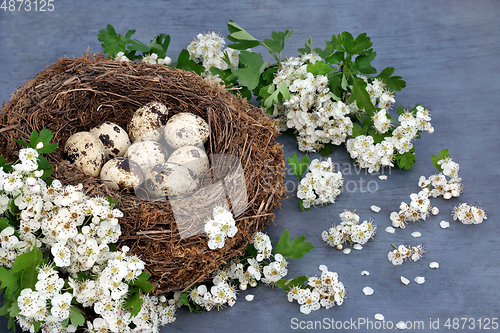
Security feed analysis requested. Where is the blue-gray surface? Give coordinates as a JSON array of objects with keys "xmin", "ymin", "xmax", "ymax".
[{"xmin": 1, "ymin": 1, "xmax": 499, "ymax": 332}]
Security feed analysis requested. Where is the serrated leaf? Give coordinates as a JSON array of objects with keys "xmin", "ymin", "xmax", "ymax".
[
  {"xmin": 0, "ymin": 299, "xmax": 13, "ymax": 317},
  {"xmin": 128, "ymin": 39, "xmax": 151, "ymax": 53},
  {"xmin": 298, "ymin": 37, "xmax": 313, "ymax": 54},
  {"xmin": 37, "ymin": 129, "xmax": 54, "ymax": 144},
  {"xmin": 263, "ymin": 30, "xmax": 293, "ymax": 54},
  {"xmin": 351, "ymin": 123, "xmax": 367, "ymax": 137},
  {"xmin": 274, "ymin": 229, "xmax": 314, "ymax": 259},
  {"xmin": 36, "ymin": 143, "xmax": 57, "ymax": 154},
  {"xmin": 286, "ymin": 153, "xmax": 309, "ymax": 180},
  {"xmin": 377, "ymin": 66, "xmax": 406, "ymax": 91},
  {"xmin": 367, "ymin": 130, "xmax": 387, "ymax": 144},
  {"xmin": 262, "ymin": 81, "xmax": 290, "ymax": 112},
  {"xmin": 180, "ymin": 292, "xmax": 202, "ymax": 313},
  {"xmin": 396, "ymin": 152, "xmax": 416, "ymax": 170},
  {"xmin": 319, "ymin": 143, "xmax": 334, "ymax": 157},
  {"xmin": 131, "ymin": 279, "xmax": 153, "ymax": 293},
  {"xmin": 37, "ymin": 155, "xmax": 50, "ymax": 170},
  {"xmin": 12, "ymin": 139, "xmax": 30, "ymax": 148},
  {"xmin": 438, "ymin": 149, "xmax": 450, "ymax": 160},
  {"xmin": 328, "ymin": 73, "xmax": 343, "ymax": 99},
  {"xmin": 325, "ymin": 51, "xmax": 344, "ymax": 64},
  {"xmin": 41, "ymin": 166, "xmax": 54, "ymax": 180},
  {"xmin": 8, "ymin": 299, "xmax": 20, "ymax": 317},
  {"xmin": 306, "ymin": 61, "xmax": 334, "ymax": 75},
  {"xmin": 69, "ymin": 306, "xmax": 86, "ymax": 327},
  {"xmin": 354, "ymin": 49, "xmax": 377, "ymax": 74},
  {"xmin": 12, "ymin": 245, "xmax": 38, "ymax": 273},
  {"xmin": 351, "ymin": 33, "xmax": 373, "ymax": 55},
  {"xmin": 276, "ymin": 275, "xmax": 308, "ymax": 291},
  {"xmin": 349, "ymin": 77, "xmax": 376, "ymax": 116},
  {"xmin": 227, "ymin": 21, "xmax": 262, "ymax": 50},
  {"xmin": 124, "ymin": 291, "xmax": 142, "ymax": 317},
  {"xmin": 0, "ymin": 267, "xmax": 18, "ymax": 292},
  {"xmin": 233, "ymin": 51, "xmax": 268, "ymax": 90},
  {"xmin": 0, "ymin": 217, "xmax": 11, "ymax": 232},
  {"xmin": 174, "ymin": 49, "xmax": 205, "ymax": 75}
]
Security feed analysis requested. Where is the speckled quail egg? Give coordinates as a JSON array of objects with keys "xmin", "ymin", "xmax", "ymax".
[
  {"xmin": 100, "ymin": 157, "xmax": 144, "ymax": 191},
  {"xmin": 128, "ymin": 101, "xmax": 169, "ymax": 142},
  {"xmin": 144, "ymin": 162, "xmax": 199, "ymax": 198},
  {"xmin": 163, "ymin": 112, "xmax": 210, "ymax": 149},
  {"xmin": 167, "ymin": 146, "xmax": 209, "ymax": 179},
  {"xmin": 64, "ymin": 132, "xmax": 105, "ymax": 177},
  {"xmin": 124, "ymin": 141, "xmax": 169, "ymax": 175},
  {"xmin": 89, "ymin": 121, "xmax": 131, "ymax": 160}
]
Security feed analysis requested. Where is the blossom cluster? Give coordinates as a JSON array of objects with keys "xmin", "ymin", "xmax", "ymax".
[
  {"xmin": 418, "ymin": 156, "xmax": 463, "ymax": 199},
  {"xmin": 188, "ymin": 231, "xmax": 288, "ymax": 311},
  {"xmin": 388, "ymin": 244, "xmax": 425, "ymax": 265},
  {"xmin": 287, "ymin": 265, "xmax": 345, "ymax": 314},
  {"xmin": 204, "ymin": 205, "xmax": 238, "ymax": 250},
  {"xmin": 451, "ymin": 203, "xmax": 487, "ymax": 225},
  {"xmin": 271, "ymin": 53, "xmax": 354, "ymax": 152},
  {"xmin": 0, "ymin": 145, "xmax": 178, "ymax": 333},
  {"xmin": 345, "ymin": 105, "xmax": 433, "ymax": 173},
  {"xmin": 296, "ymin": 158, "xmax": 344, "ymax": 209},
  {"xmin": 187, "ymin": 31, "xmax": 239, "ymax": 79},
  {"xmin": 321, "ymin": 210, "xmax": 377, "ymax": 249},
  {"xmin": 389, "ymin": 188, "xmax": 439, "ymax": 229},
  {"xmin": 115, "ymin": 51, "xmax": 172, "ymax": 65}
]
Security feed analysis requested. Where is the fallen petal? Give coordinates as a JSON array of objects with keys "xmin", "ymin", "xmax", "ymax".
[
  {"xmin": 401, "ymin": 276, "xmax": 410, "ymax": 285},
  {"xmin": 361, "ymin": 270, "xmax": 370, "ymax": 276},
  {"xmin": 440, "ymin": 220, "xmax": 450, "ymax": 229},
  {"xmin": 375, "ymin": 313, "xmax": 385, "ymax": 321},
  {"xmin": 396, "ymin": 321, "xmax": 407, "ymax": 329},
  {"xmin": 429, "ymin": 262, "xmax": 439, "ymax": 269},
  {"xmin": 371, "ymin": 205, "xmax": 381, "ymax": 213},
  {"xmin": 385, "ymin": 226, "xmax": 396, "ymax": 234},
  {"xmin": 353, "ymin": 244, "xmax": 363, "ymax": 250},
  {"xmin": 319, "ymin": 264, "xmax": 328, "ymax": 272},
  {"xmin": 363, "ymin": 287, "xmax": 374, "ymax": 296},
  {"xmin": 414, "ymin": 276, "xmax": 425, "ymax": 284},
  {"xmin": 343, "ymin": 248, "xmax": 351, "ymax": 254},
  {"xmin": 379, "ymin": 175, "xmax": 388, "ymax": 180},
  {"xmin": 245, "ymin": 294, "xmax": 254, "ymax": 301},
  {"xmin": 411, "ymin": 231, "xmax": 421, "ymax": 238}
]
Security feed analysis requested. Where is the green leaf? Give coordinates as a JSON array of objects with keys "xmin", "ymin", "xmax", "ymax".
[
  {"xmin": 377, "ymin": 66, "xmax": 406, "ymax": 91},
  {"xmin": 263, "ymin": 30, "xmax": 293, "ymax": 54},
  {"xmin": 431, "ymin": 149, "xmax": 450, "ymax": 171},
  {"xmin": 13, "ymin": 241, "xmax": 42, "ymax": 273},
  {"xmin": 180, "ymin": 292, "xmax": 202, "ymax": 313},
  {"xmin": 131, "ymin": 279, "xmax": 153, "ymax": 293},
  {"xmin": 8, "ymin": 299, "xmax": 20, "ymax": 317},
  {"xmin": 227, "ymin": 20, "xmax": 262, "ymax": 50},
  {"xmin": 396, "ymin": 152, "xmax": 416, "ymax": 170},
  {"xmin": 33, "ymin": 320, "xmax": 41, "ymax": 332},
  {"xmin": 37, "ymin": 155, "xmax": 50, "ymax": 170},
  {"xmin": 327, "ymin": 73, "xmax": 343, "ymax": 99},
  {"xmin": 274, "ymin": 229, "xmax": 314, "ymax": 259},
  {"xmin": 262, "ymin": 81, "xmax": 290, "ymax": 112},
  {"xmin": 351, "ymin": 33, "xmax": 373, "ymax": 55},
  {"xmin": 128, "ymin": 39, "xmax": 151, "ymax": 53},
  {"xmin": 20, "ymin": 264, "xmax": 38, "ymax": 290},
  {"xmin": 367, "ymin": 130, "xmax": 386, "ymax": 144},
  {"xmin": 438, "ymin": 149, "xmax": 450, "ymax": 160},
  {"xmin": 13, "ymin": 139, "xmax": 30, "ymax": 148},
  {"xmin": 245, "ymin": 243, "xmax": 258, "ymax": 258},
  {"xmin": 349, "ymin": 77, "xmax": 376, "ymax": 116},
  {"xmin": 233, "ymin": 51, "xmax": 269, "ymax": 90},
  {"xmin": 276, "ymin": 275, "xmax": 308, "ymax": 291},
  {"xmin": 69, "ymin": 306, "xmax": 86, "ymax": 327},
  {"xmin": 174, "ymin": 49, "xmax": 205, "ymax": 75},
  {"xmin": 124, "ymin": 291, "xmax": 142, "ymax": 317},
  {"xmin": 0, "ymin": 299, "xmax": 13, "ymax": 316},
  {"xmin": 319, "ymin": 143, "xmax": 334, "ymax": 157},
  {"xmin": 325, "ymin": 51, "xmax": 344, "ymax": 64},
  {"xmin": 0, "ymin": 217, "xmax": 11, "ymax": 232},
  {"xmin": 298, "ymin": 37, "xmax": 313, "ymax": 54},
  {"xmin": 98, "ymin": 24, "xmax": 129, "ymax": 59},
  {"xmin": 36, "ymin": 143, "xmax": 57, "ymax": 154},
  {"xmin": 351, "ymin": 123, "xmax": 367, "ymax": 137},
  {"xmin": 354, "ymin": 49, "xmax": 377, "ymax": 74},
  {"xmin": 0, "ymin": 267, "xmax": 17, "ymax": 292},
  {"xmin": 306, "ymin": 61, "xmax": 334, "ymax": 75},
  {"xmin": 286, "ymin": 153, "xmax": 309, "ymax": 180},
  {"xmin": 37, "ymin": 129, "xmax": 54, "ymax": 145}
]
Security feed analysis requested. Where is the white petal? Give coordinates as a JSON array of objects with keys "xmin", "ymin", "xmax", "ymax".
[
  {"xmin": 429, "ymin": 262, "xmax": 439, "ymax": 269},
  {"xmin": 245, "ymin": 294, "xmax": 254, "ymax": 301},
  {"xmin": 343, "ymin": 248, "xmax": 351, "ymax": 254},
  {"xmin": 440, "ymin": 220, "xmax": 450, "ymax": 229},
  {"xmin": 385, "ymin": 226, "xmax": 396, "ymax": 234},
  {"xmin": 378, "ymin": 175, "xmax": 387, "ymax": 180},
  {"xmin": 375, "ymin": 313, "xmax": 385, "ymax": 321},
  {"xmin": 370, "ymin": 205, "xmax": 381, "ymax": 213},
  {"xmin": 353, "ymin": 244, "xmax": 363, "ymax": 250},
  {"xmin": 362, "ymin": 287, "xmax": 374, "ymax": 296},
  {"xmin": 319, "ymin": 264, "xmax": 328, "ymax": 272},
  {"xmin": 401, "ymin": 276, "xmax": 410, "ymax": 285},
  {"xmin": 414, "ymin": 276, "xmax": 425, "ymax": 284},
  {"xmin": 411, "ymin": 231, "xmax": 421, "ymax": 238},
  {"xmin": 396, "ymin": 321, "xmax": 407, "ymax": 329},
  {"xmin": 361, "ymin": 270, "xmax": 370, "ymax": 276}
]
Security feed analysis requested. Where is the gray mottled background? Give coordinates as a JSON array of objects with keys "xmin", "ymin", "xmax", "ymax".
[{"xmin": 1, "ymin": 1, "xmax": 499, "ymax": 332}]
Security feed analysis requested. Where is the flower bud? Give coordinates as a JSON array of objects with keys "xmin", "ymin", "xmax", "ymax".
[
  {"xmin": 400, "ymin": 202, "xmax": 409, "ymax": 211},
  {"xmin": 451, "ymin": 190, "xmax": 459, "ymax": 197},
  {"xmin": 239, "ymin": 283, "xmax": 247, "ymax": 291},
  {"xmin": 36, "ymin": 142, "xmax": 44, "ymax": 149},
  {"xmin": 350, "ymin": 151, "xmax": 358, "ymax": 159},
  {"xmin": 431, "ymin": 207, "xmax": 439, "ymax": 215},
  {"xmin": 427, "ymin": 126, "xmax": 434, "ymax": 134},
  {"xmin": 249, "ymin": 280, "xmax": 257, "ymax": 287},
  {"xmin": 336, "ymin": 244, "xmax": 343, "ymax": 250},
  {"xmin": 443, "ymin": 192, "xmax": 452, "ymax": 200}
]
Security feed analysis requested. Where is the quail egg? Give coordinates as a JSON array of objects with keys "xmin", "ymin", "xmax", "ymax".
[
  {"xmin": 124, "ymin": 141, "xmax": 169, "ymax": 175},
  {"xmin": 167, "ymin": 146, "xmax": 209, "ymax": 179},
  {"xmin": 64, "ymin": 132, "xmax": 105, "ymax": 177},
  {"xmin": 128, "ymin": 101, "xmax": 170, "ymax": 142},
  {"xmin": 144, "ymin": 162, "xmax": 199, "ymax": 198},
  {"xmin": 89, "ymin": 121, "xmax": 131, "ymax": 160},
  {"xmin": 100, "ymin": 157, "xmax": 144, "ymax": 191},
  {"xmin": 163, "ymin": 112, "xmax": 210, "ymax": 149}
]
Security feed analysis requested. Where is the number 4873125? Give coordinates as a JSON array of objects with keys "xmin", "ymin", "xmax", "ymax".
[{"xmin": 1, "ymin": 0, "xmax": 54, "ymax": 11}]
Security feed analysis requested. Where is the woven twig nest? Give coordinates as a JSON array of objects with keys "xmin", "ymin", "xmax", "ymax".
[{"xmin": 0, "ymin": 53, "xmax": 286, "ymax": 293}]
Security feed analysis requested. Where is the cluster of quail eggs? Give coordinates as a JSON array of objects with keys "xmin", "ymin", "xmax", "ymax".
[{"xmin": 63, "ymin": 101, "xmax": 211, "ymax": 198}]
